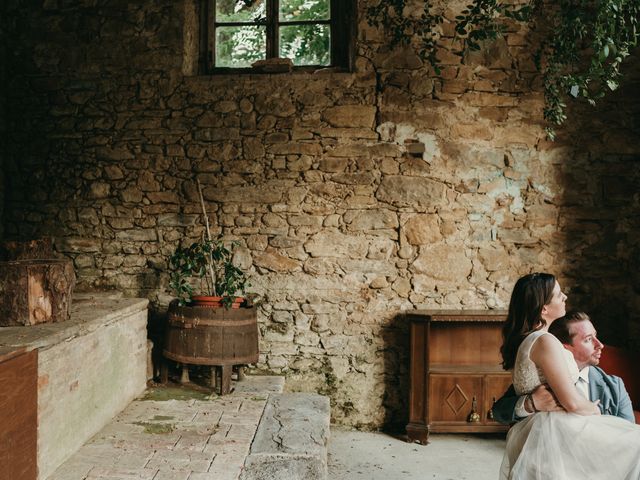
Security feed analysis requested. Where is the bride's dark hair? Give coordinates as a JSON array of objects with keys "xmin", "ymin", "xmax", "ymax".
[{"xmin": 501, "ymin": 272, "xmax": 557, "ymax": 370}]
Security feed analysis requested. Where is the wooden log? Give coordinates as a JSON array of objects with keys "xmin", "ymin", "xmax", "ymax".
[
  {"xmin": 0, "ymin": 258, "xmax": 76, "ymax": 326},
  {"xmin": 0, "ymin": 238, "xmax": 53, "ymax": 261}
]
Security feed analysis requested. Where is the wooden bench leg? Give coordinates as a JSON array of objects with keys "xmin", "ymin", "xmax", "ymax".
[
  {"xmin": 219, "ymin": 365, "xmax": 231, "ymax": 395},
  {"xmin": 210, "ymin": 366, "xmax": 217, "ymax": 390},
  {"xmin": 180, "ymin": 364, "xmax": 190, "ymax": 384},
  {"xmin": 236, "ymin": 365, "xmax": 245, "ymax": 381}
]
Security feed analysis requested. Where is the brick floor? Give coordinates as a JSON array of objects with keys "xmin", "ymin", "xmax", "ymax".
[{"xmin": 47, "ymin": 378, "xmax": 283, "ymax": 480}]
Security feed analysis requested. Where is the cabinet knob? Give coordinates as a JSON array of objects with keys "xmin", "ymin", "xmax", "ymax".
[
  {"xmin": 467, "ymin": 396, "xmax": 481, "ymax": 423},
  {"xmin": 487, "ymin": 397, "xmax": 496, "ymax": 420}
]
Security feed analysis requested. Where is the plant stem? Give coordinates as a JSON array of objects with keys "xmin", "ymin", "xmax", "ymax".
[{"xmin": 196, "ymin": 178, "xmax": 217, "ymax": 295}]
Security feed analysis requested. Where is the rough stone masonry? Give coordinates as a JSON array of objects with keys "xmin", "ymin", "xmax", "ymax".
[{"xmin": 2, "ymin": 0, "xmax": 639, "ymax": 429}]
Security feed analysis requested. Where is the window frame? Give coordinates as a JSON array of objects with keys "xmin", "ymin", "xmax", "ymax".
[{"xmin": 199, "ymin": 0, "xmax": 355, "ymax": 74}]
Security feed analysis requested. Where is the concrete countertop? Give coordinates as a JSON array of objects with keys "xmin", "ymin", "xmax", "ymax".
[{"xmin": 0, "ymin": 292, "xmax": 149, "ymax": 352}]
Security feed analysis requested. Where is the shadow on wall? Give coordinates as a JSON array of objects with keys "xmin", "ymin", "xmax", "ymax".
[
  {"xmin": 380, "ymin": 312, "xmax": 411, "ymax": 433},
  {"xmin": 559, "ymin": 49, "xmax": 640, "ymax": 350}
]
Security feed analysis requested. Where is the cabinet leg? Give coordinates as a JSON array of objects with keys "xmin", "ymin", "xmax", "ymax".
[
  {"xmin": 406, "ymin": 423, "xmax": 430, "ymax": 445},
  {"xmin": 219, "ymin": 365, "xmax": 231, "ymax": 395}
]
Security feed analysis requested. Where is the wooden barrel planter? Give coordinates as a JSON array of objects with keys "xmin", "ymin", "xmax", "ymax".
[{"xmin": 162, "ymin": 301, "xmax": 259, "ymax": 395}]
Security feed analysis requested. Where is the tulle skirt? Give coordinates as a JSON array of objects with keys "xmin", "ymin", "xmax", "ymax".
[{"xmin": 500, "ymin": 412, "xmax": 640, "ymax": 480}]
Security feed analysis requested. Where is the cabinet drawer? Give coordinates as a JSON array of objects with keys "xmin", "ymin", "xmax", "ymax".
[{"xmin": 428, "ymin": 374, "xmax": 483, "ymax": 423}]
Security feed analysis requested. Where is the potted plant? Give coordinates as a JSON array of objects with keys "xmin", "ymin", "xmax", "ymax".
[
  {"xmin": 169, "ymin": 180, "xmax": 249, "ymax": 309},
  {"xmin": 162, "ymin": 179, "xmax": 259, "ymax": 395},
  {"xmin": 169, "ymin": 236, "xmax": 249, "ymax": 309}
]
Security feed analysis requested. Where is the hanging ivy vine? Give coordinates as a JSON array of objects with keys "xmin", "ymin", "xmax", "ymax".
[{"xmin": 367, "ymin": 0, "xmax": 640, "ymax": 139}]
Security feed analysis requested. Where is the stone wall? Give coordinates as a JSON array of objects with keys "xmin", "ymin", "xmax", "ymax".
[{"xmin": 3, "ymin": 0, "xmax": 640, "ymax": 428}]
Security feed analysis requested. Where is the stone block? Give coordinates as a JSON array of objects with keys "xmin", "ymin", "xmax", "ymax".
[
  {"xmin": 146, "ymin": 192, "xmax": 180, "ymax": 204},
  {"xmin": 322, "ymin": 105, "xmax": 376, "ymax": 128},
  {"xmin": 343, "ymin": 209, "xmax": 398, "ymax": 231},
  {"xmin": 115, "ymin": 229, "xmax": 158, "ymax": 242},
  {"xmin": 268, "ymin": 143, "xmax": 322, "ymax": 156},
  {"xmin": 401, "ymin": 214, "xmax": 442, "ymax": 245},
  {"xmin": 376, "ymin": 176, "xmax": 446, "ymax": 209},
  {"xmin": 331, "ymin": 172, "xmax": 376, "ymax": 185},
  {"xmin": 304, "ymin": 231, "xmax": 369, "ymax": 258},
  {"xmin": 254, "ymin": 252, "xmax": 300, "ymax": 273},
  {"xmin": 255, "ymin": 94, "xmax": 296, "ymax": 117},
  {"xmin": 411, "ymin": 244, "xmax": 473, "ymax": 281},
  {"xmin": 244, "ymin": 137, "xmax": 266, "ymax": 159},
  {"xmin": 240, "ymin": 393, "xmax": 329, "ymax": 480}
]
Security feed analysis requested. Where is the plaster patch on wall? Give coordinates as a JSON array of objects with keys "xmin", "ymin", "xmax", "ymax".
[
  {"xmin": 415, "ymin": 132, "xmax": 440, "ymax": 163},
  {"xmin": 376, "ymin": 122, "xmax": 440, "ymax": 163},
  {"xmin": 506, "ymin": 183, "xmax": 525, "ymax": 214}
]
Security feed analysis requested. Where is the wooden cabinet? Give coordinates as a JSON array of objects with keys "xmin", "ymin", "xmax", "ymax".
[
  {"xmin": 406, "ymin": 310, "xmax": 511, "ymax": 444},
  {"xmin": 0, "ymin": 347, "xmax": 38, "ymax": 480}
]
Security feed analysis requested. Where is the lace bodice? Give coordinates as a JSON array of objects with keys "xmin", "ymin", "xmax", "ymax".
[{"xmin": 512, "ymin": 330, "xmax": 580, "ymax": 395}]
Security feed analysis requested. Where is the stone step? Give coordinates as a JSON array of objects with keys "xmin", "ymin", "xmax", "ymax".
[{"xmin": 241, "ymin": 393, "xmax": 330, "ymax": 480}]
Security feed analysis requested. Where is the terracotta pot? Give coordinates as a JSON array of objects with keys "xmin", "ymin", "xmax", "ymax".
[{"xmin": 190, "ymin": 296, "xmax": 245, "ymax": 309}]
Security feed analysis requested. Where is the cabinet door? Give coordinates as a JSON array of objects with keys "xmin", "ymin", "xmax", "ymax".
[
  {"xmin": 483, "ymin": 374, "xmax": 513, "ymax": 423},
  {"xmin": 429, "ymin": 374, "xmax": 483, "ymax": 424},
  {"xmin": 0, "ymin": 350, "xmax": 38, "ymax": 480}
]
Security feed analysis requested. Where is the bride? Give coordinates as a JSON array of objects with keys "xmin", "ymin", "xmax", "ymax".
[{"xmin": 500, "ymin": 272, "xmax": 640, "ymax": 480}]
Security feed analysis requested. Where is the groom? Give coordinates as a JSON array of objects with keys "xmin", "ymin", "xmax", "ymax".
[{"xmin": 492, "ymin": 311, "xmax": 635, "ymax": 423}]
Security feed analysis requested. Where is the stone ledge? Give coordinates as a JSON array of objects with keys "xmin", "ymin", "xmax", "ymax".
[
  {"xmin": 0, "ymin": 293, "xmax": 148, "ymax": 352},
  {"xmin": 241, "ymin": 393, "xmax": 330, "ymax": 480}
]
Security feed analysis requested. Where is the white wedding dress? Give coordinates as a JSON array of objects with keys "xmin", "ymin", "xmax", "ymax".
[{"xmin": 500, "ymin": 330, "xmax": 640, "ymax": 480}]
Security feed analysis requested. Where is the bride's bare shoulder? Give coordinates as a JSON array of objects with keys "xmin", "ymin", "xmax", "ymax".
[{"xmin": 530, "ymin": 331, "xmax": 563, "ymax": 356}]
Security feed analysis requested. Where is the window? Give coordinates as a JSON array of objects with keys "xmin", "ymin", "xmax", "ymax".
[{"xmin": 201, "ymin": 0, "xmax": 355, "ymax": 72}]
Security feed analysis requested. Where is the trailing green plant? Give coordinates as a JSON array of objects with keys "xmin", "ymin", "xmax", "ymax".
[{"xmin": 367, "ymin": 0, "xmax": 640, "ymax": 139}]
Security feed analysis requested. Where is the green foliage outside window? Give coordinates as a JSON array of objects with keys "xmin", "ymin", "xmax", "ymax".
[
  {"xmin": 216, "ymin": 25, "xmax": 266, "ymax": 67},
  {"xmin": 216, "ymin": 0, "xmax": 266, "ymax": 22},
  {"xmin": 280, "ymin": 23, "xmax": 330, "ymax": 65},
  {"xmin": 214, "ymin": 0, "xmax": 331, "ymax": 68}
]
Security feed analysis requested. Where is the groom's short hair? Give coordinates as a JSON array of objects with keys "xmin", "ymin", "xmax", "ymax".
[{"xmin": 548, "ymin": 311, "xmax": 591, "ymax": 345}]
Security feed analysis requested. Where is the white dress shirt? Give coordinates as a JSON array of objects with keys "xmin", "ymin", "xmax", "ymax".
[{"xmin": 576, "ymin": 367, "xmax": 590, "ymax": 399}]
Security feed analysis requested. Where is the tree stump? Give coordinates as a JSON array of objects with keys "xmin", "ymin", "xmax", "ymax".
[
  {"xmin": 0, "ymin": 238, "xmax": 53, "ymax": 261},
  {"xmin": 0, "ymin": 259, "xmax": 76, "ymax": 326}
]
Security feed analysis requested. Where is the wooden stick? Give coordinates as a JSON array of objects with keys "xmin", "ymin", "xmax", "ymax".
[
  {"xmin": 197, "ymin": 178, "xmax": 212, "ymax": 242},
  {"xmin": 196, "ymin": 179, "xmax": 217, "ymax": 295}
]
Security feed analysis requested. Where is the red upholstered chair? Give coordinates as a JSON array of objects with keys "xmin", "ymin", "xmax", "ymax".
[{"xmin": 598, "ymin": 345, "xmax": 640, "ymax": 424}]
